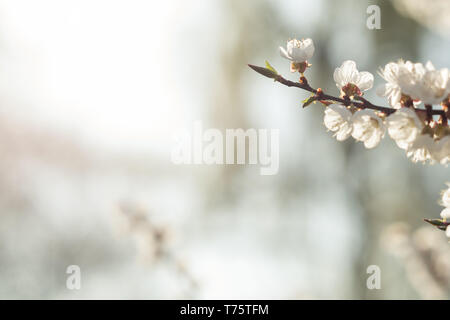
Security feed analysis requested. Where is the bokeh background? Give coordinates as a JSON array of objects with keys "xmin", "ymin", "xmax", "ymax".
[{"xmin": 0, "ymin": 0, "xmax": 449, "ymax": 299}]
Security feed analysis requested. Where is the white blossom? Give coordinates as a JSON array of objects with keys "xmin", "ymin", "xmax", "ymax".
[
  {"xmin": 395, "ymin": 61, "xmax": 428, "ymax": 99},
  {"xmin": 386, "ymin": 108, "xmax": 423, "ymax": 150},
  {"xmin": 333, "ymin": 60, "xmax": 374, "ymax": 95},
  {"xmin": 441, "ymin": 184, "xmax": 450, "ymax": 207},
  {"xmin": 279, "ymin": 38, "xmax": 314, "ymax": 63},
  {"xmin": 323, "ymin": 104, "xmax": 353, "ymax": 141},
  {"xmin": 415, "ymin": 63, "xmax": 450, "ymax": 105},
  {"xmin": 406, "ymin": 134, "xmax": 435, "ymax": 163},
  {"xmin": 377, "ymin": 60, "xmax": 426, "ymax": 108},
  {"xmin": 351, "ymin": 109, "xmax": 385, "ymax": 149},
  {"xmin": 434, "ymin": 136, "xmax": 450, "ymax": 165},
  {"xmin": 376, "ymin": 62, "xmax": 403, "ymax": 108},
  {"xmin": 379, "ymin": 60, "xmax": 450, "ymax": 105},
  {"xmin": 440, "ymin": 207, "xmax": 450, "ymax": 220}
]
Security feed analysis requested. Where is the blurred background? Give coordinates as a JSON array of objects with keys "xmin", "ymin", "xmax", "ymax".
[{"xmin": 0, "ymin": 0, "xmax": 449, "ymax": 299}]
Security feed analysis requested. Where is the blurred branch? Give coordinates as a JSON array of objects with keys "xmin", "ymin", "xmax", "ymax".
[
  {"xmin": 424, "ymin": 218, "xmax": 450, "ymax": 231},
  {"xmin": 382, "ymin": 223, "xmax": 450, "ymax": 299},
  {"xmin": 114, "ymin": 203, "xmax": 199, "ymax": 297}
]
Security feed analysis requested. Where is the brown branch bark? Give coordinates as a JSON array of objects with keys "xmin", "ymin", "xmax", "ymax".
[{"xmin": 248, "ymin": 64, "xmax": 446, "ymax": 117}]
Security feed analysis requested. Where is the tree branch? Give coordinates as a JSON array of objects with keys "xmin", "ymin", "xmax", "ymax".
[{"xmin": 248, "ymin": 64, "xmax": 446, "ymax": 117}]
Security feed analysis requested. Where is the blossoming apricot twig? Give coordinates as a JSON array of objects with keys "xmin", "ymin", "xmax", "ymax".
[
  {"xmin": 249, "ymin": 37, "xmax": 450, "ymax": 239},
  {"xmin": 247, "ymin": 64, "xmax": 446, "ymax": 117}
]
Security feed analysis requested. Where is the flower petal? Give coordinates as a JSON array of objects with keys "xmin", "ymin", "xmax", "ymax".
[
  {"xmin": 279, "ymin": 46, "xmax": 292, "ymax": 60},
  {"xmin": 301, "ymin": 38, "xmax": 315, "ymax": 60},
  {"xmin": 440, "ymin": 207, "xmax": 450, "ymax": 219},
  {"xmin": 334, "ymin": 60, "xmax": 359, "ymax": 89},
  {"xmin": 340, "ymin": 60, "xmax": 358, "ymax": 84},
  {"xmin": 376, "ymin": 84, "xmax": 388, "ymax": 97},
  {"xmin": 333, "ymin": 68, "xmax": 343, "ymax": 88},
  {"xmin": 357, "ymin": 71, "xmax": 374, "ymax": 91},
  {"xmin": 364, "ymin": 132, "xmax": 382, "ymax": 149},
  {"xmin": 323, "ymin": 104, "xmax": 353, "ymax": 141}
]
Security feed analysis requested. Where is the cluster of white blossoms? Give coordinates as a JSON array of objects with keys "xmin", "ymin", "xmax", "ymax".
[
  {"xmin": 281, "ymin": 39, "xmax": 450, "ymax": 163},
  {"xmin": 324, "ymin": 104, "xmax": 385, "ymax": 149},
  {"xmin": 377, "ymin": 60, "xmax": 450, "ymax": 108},
  {"xmin": 323, "ymin": 59, "xmax": 450, "ymax": 162},
  {"xmin": 324, "ymin": 61, "xmax": 385, "ymax": 149},
  {"xmin": 440, "ymin": 185, "xmax": 450, "ymax": 238},
  {"xmin": 377, "ymin": 60, "xmax": 450, "ymax": 164}
]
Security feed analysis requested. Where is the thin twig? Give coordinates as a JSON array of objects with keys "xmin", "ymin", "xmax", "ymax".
[{"xmin": 248, "ymin": 64, "xmax": 446, "ymax": 117}]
